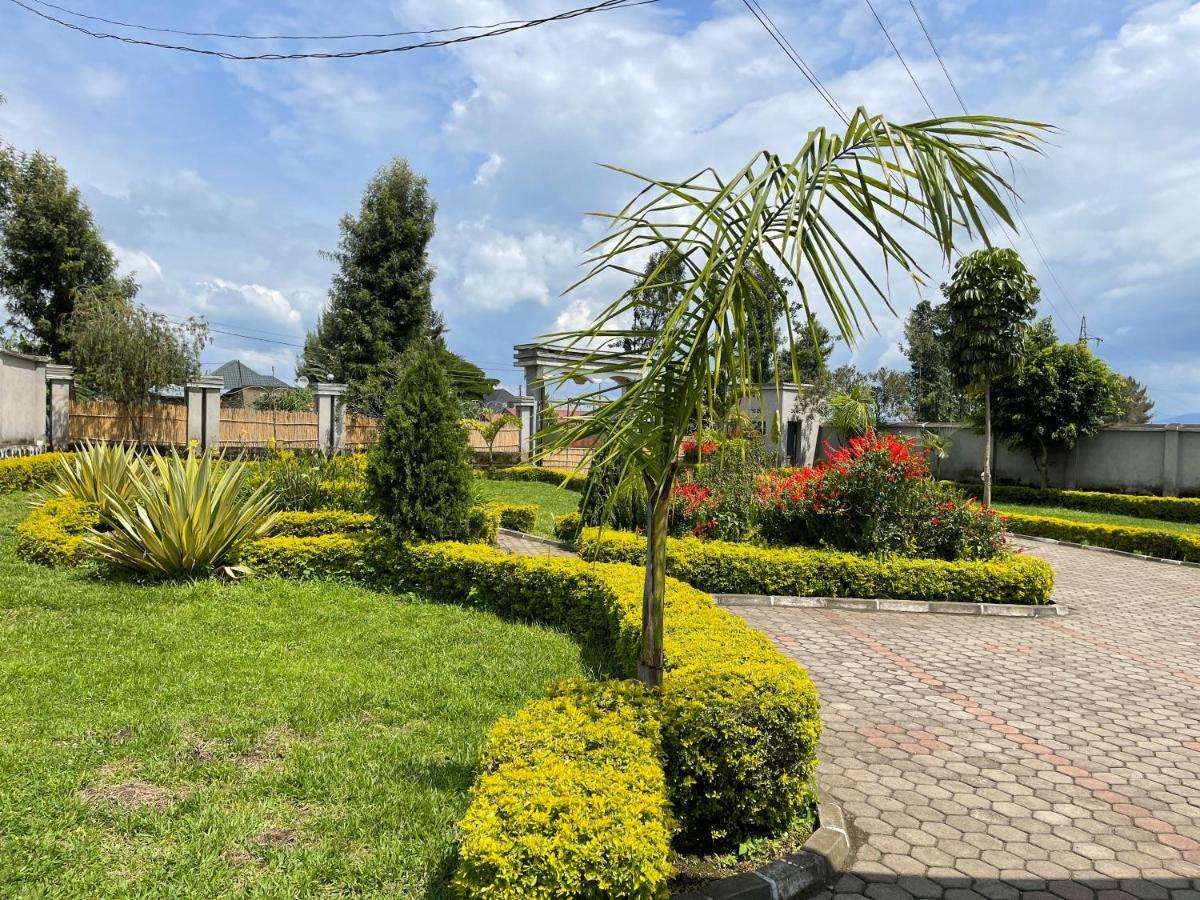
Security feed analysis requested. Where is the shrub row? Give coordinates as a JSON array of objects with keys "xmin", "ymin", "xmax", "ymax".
[
  {"xmin": 453, "ymin": 688, "xmax": 674, "ymax": 899},
  {"xmin": 396, "ymin": 544, "xmax": 822, "ymax": 855},
  {"xmin": 14, "ymin": 496, "xmax": 99, "ymax": 566},
  {"xmin": 484, "ymin": 501, "xmax": 539, "ymax": 533},
  {"xmin": 554, "ymin": 511, "xmax": 583, "ymax": 543},
  {"xmin": 271, "ymin": 509, "xmax": 376, "ymax": 537},
  {"xmin": 956, "ymin": 481, "xmax": 1200, "ymax": 524},
  {"xmin": 577, "ymin": 528, "xmax": 1055, "ymax": 605},
  {"xmin": 1003, "ymin": 511, "xmax": 1200, "ymax": 563},
  {"xmin": 0, "ymin": 453, "xmax": 72, "ymax": 494},
  {"xmin": 488, "ymin": 464, "xmax": 586, "ymax": 492}
]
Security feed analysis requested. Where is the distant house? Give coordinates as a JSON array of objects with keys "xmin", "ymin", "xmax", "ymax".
[
  {"xmin": 211, "ymin": 360, "xmax": 293, "ymax": 408},
  {"xmin": 482, "ymin": 387, "xmax": 518, "ymax": 414}
]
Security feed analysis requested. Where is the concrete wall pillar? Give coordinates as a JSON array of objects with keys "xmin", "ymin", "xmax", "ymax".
[
  {"xmin": 313, "ymin": 383, "xmax": 348, "ymax": 453},
  {"xmin": 522, "ymin": 365, "xmax": 547, "ymax": 463},
  {"xmin": 1163, "ymin": 424, "xmax": 1181, "ymax": 497},
  {"xmin": 513, "ymin": 396, "xmax": 537, "ymax": 462},
  {"xmin": 185, "ymin": 376, "xmax": 223, "ymax": 450},
  {"xmin": 46, "ymin": 364, "xmax": 74, "ymax": 450}
]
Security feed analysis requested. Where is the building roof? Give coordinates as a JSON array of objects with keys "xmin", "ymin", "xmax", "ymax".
[{"xmin": 211, "ymin": 360, "xmax": 292, "ymax": 394}]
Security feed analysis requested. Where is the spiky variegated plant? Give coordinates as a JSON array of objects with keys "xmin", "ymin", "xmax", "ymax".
[
  {"xmin": 40, "ymin": 441, "xmax": 139, "ymax": 515},
  {"xmin": 88, "ymin": 448, "xmax": 277, "ymax": 578},
  {"xmin": 540, "ymin": 109, "xmax": 1049, "ymax": 686}
]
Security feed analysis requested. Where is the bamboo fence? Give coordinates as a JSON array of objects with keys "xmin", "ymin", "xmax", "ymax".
[
  {"xmin": 68, "ymin": 400, "xmax": 187, "ymax": 446},
  {"xmin": 218, "ymin": 408, "xmax": 319, "ymax": 449}
]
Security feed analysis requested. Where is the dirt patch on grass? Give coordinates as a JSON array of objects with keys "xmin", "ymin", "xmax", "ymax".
[
  {"xmin": 81, "ymin": 779, "xmax": 181, "ymax": 813},
  {"xmin": 220, "ymin": 846, "xmax": 256, "ymax": 867},
  {"xmin": 234, "ymin": 724, "xmax": 299, "ymax": 768},
  {"xmin": 255, "ymin": 827, "xmax": 300, "ymax": 848}
]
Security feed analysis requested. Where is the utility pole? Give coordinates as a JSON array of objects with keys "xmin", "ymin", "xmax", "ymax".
[{"xmin": 1078, "ymin": 316, "xmax": 1102, "ymax": 349}]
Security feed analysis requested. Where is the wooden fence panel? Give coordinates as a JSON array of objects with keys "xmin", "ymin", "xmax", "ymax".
[
  {"xmin": 69, "ymin": 400, "xmax": 187, "ymax": 446},
  {"xmin": 466, "ymin": 422, "xmax": 521, "ymax": 454},
  {"xmin": 542, "ymin": 446, "xmax": 591, "ymax": 473},
  {"xmin": 345, "ymin": 415, "xmax": 380, "ymax": 449},
  {"xmin": 219, "ymin": 408, "xmax": 318, "ymax": 449}
]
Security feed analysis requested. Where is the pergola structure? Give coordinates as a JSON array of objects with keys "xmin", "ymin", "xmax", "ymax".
[{"xmin": 510, "ymin": 341, "xmax": 821, "ymax": 466}]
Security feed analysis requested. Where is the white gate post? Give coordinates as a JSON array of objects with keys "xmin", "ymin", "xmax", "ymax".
[
  {"xmin": 513, "ymin": 396, "xmax": 537, "ymax": 462},
  {"xmin": 46, "ymin": 364, "xmax": 74, "ymax": 450},
  {"xmin": 313, "ymin": 383, "xmax": 348, "ymax": 453},
  {"xmin": 186, "ymin": 376, "xmax": 223, "ymax": 450}
]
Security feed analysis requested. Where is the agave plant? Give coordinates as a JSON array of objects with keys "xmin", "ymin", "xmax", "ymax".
[
  {"xmin": 88, "ymin": 449, "xmax": 277, "ymax": 578},
  {"xmin": 41, "ymin": 441, "xmax": 140, "ymax": 515}
]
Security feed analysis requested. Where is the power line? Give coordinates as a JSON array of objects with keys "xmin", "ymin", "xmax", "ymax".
[
  {"xmin": 861, "ymin": 0, "xmax": 935, "ymax": 117},
  {"xmin": 25, "ymin": 0, "xmax": 577, "ymax": 42},
  {"xmin": 906, "ymin": 0, "xmax": 1084, "ymax": 328},
  {"xmin": 4, "ymin": 0, "xmax": 658, "ymax": 61},
  {"xmin": 738, "ymin": 0, "xmax": 850, "ymax": 126}
]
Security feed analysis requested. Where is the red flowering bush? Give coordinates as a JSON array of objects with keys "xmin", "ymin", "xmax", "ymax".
[
  {"xmin": 755, "ymin": 434, "xmax": 1005, "ymax": 560},
  {"xmin": 680, "ymin": 436, "xmax": 721, "ymax": 465}
]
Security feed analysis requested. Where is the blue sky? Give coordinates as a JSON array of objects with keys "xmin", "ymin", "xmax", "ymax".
[{"xmin": 1, "ymin": 0, "xmax": 1198, "ymax": 418}]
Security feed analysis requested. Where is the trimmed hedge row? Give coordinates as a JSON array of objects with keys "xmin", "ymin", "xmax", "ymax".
[
  {"xmin": 271, "ymin": 509, "xmax": 375, "ymax": 536},
  {"xmin": 14, "ymin": 496, "xmax": 99, "ymax": 566},
  {"xmin": 484, "ymin": 501, "xmax": 539, "ymax": 533},
  {"xmin": 489, "ymin": 464, "xmax": 586, "ymax": 492},
  {"xmin": 0, "ymin": 453, "xmax": 71, "ymax": 494},
  {"xmin": 554, "ymin": 511, "xmax": 583, "ymax": 543},
  {"xmin": 577, "ymin": 528, "xmax": 1055, "ymax": 605},
  {"xmin": 1004, "ymin": 511, "xmax": 1200, "ymax": 563},
  {"xmin": 957, "ymin": 481, "xmax": 1200, "ymax": 524}
]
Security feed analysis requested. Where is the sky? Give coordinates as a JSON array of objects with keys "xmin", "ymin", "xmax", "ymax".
[{"xmin": 1, "ymin": 0, "xmax": 1198, "ymax": 419}]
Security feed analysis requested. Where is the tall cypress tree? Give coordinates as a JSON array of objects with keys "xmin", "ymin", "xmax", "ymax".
[{"xmin": 303, "ymin": 159, "xmax": 436, "ymax": 400}]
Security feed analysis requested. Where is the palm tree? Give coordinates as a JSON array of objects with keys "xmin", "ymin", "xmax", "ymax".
[
  {"xmin": 829, "ymin": 386, "xmax": 877, "ymax": 440},
  {"xmin": 541, "ymin": 109, "xmax": 1048, "ymax": 686}
]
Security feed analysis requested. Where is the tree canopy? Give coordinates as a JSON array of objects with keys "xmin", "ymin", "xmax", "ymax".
[
  {"xmin": 302, "ymin": 158, "xmax": 437, "ymax": 400},
  {"xmin": 0, "ymin": 147, "xmax": 134, "ymax": 358},
  {"xmin": 901, "ymin": 298, "xmax": 973, "ymax": 421},
  {"xmin": 1115, "ymin": 375, "xmax": 1155, "ymax": 425},
  {"xmin": 989, "ymin": 319, "xmax": 1125, "ymax": 486}
]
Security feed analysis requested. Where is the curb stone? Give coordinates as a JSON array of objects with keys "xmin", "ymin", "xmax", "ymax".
[
  {"xmin": 672, "ymin": 796, "xmax": 850, "ymax": 900},
  {"xmin": 1011, "ymin": 531, "xmax": 1200, "ymax": 570},
  {"xmin": 714, "ymin": 594, "xmax": 1066, "ymax": 618}
]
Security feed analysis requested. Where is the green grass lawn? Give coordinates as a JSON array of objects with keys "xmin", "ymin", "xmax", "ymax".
[
  {"xmin": 994, "ymin": 501, "xmax": 1200, "ymax": 536},
  {"xmin": 0, "ymin": 493, "xmax": 588, "ymax": 898},
  {"xmin": 472, "ymin": 478, "xmax": 580, "ymax": 537}
]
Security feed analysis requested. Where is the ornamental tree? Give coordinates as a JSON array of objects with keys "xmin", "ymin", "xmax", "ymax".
[
  {"xmin": 943, "ymin": 248, "xmax": 1039, "ymax": 506},
  {"xmin": 366, "ymin": 347, "xmax": 473, "ymax": 541},
  {"xmin": 542, "ymin": 110, "xmax": 1047, "ymax": 686},
  {"xmin": 989, "ymin": 321, "xmax": 1125, "ymax": 486}
]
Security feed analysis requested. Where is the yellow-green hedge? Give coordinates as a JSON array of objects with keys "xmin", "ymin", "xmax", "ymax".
[
  {"xmin": 484, "ymin": 501, "xmax": 539, "ymax": 533},
  {"xmin": 958, "ymin": 481, "xmax": 1200, "ymax": 524},
  {"xmin": 1004, "ymin": 512, "xmax": 1200, "ymax": 562},
  {"xmin": 0, "ymin": 453, "xmax": 72, "ymax": 494},
  {"xmin": 489, "ymin": 465, "xmax": 586, "ymax": 492},
  {"xmin": 395, "ymin": 543, "xmax": 822, "ymax": 852},
  {"xmin": 453, "ymin": 689, "xmax": 674, "ymax": 900},
  {"xmin": 237, "ymin": 532, "xmax": 379, "ymax": 580},
  {"xmin": 578, "ymin": 528, "xmax": 1055, "ymax": 606},
  {"xmin": 14, "ymin": 496, "xmax": 99, "ymax": 566},
  {"xmin": 316, "ymin": 479, "xmax": 368, "ymax": 511},
  {"xmin": 554, "ymin": 511, "xmax": 582, "ymax": 543},
  {"xmin": 271, "ymin": 509, "xmax": 376, "ymax": 537}
]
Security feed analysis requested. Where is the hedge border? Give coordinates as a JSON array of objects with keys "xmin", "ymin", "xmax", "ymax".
[
  {"xmin": 957, "ymin": 481, "xmax": 1200, "ymax": 524},
  {"xmin": 487, "ymin": 464, "xmax": 586, "ymax": 492},
  {"xmin": 1003, "ymin": 511, "xmax": 1200, "ymax": 564},
  {"xmin": 1012, "ymin": 531, "xmax": 1200, "ymax": 570},
  {"xmin": 578, "ymin": 528, "xmax": 1055, "ymax": 606},
  {"xmin": 0, "ymin": 452, "xmax": 72, "ymax": 495}
]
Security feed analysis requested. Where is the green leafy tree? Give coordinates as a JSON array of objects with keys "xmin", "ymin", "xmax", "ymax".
[
  {"xmin": 303, "ymin": 159, "xmax": 436, "ymax": 403},
  {"xmin": 868, "ymin": 367, "xmax": 914, "ymax": 423},
  {"xmin": 990, "ymin": 323, "xmax": 1125, "ymax": 486},
  {"xmin": 943, "ymin": 248, "xmax": 1040, "ymax": 506},
  {"xmin": 901, "ymin": 298, "xmax": 973, "ymax": 421},
  {"xmin": 0, "ymin": 147, "xmax": 134, "ymax": 357},
  {"xmin": 780, "ymin": 309, "xmax": 836, "ymax": 383},
  {"xmin": 1115, "ymin": 375, "xmax": 1154, "ymax": 425},
  {"xmin": 366, "ymin": 348, "xmax": 473, "ymax": 541},
  {"xmin": 622, "ymin": 250, "xmax": 685, "ymax": 354},
  {"xmin": 253, "ymin": 387, "xmax": 313, "ymax": 412},
  {"xmin": 543, "ymin": 109, "xmax": 1047, "ymax": 685},
  {"xmin": 67, "ymin": 293, "xmax": 208, "ymax": 445}
]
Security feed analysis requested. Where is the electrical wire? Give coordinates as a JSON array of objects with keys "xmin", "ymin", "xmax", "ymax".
[
  {"xmin": 25, "ymin": 0, "xmax": 568, "ymax": 42},
  {"xmin": 738, "ymin": 0, "xmax": 850, "ymax": 126},
  {"xmin": 861, "ymin": 0, "xmax": 935, "ymax": 117},
  {"xmin": 3, "ymin": 0, "xmax": 658, "ymax": 61}
]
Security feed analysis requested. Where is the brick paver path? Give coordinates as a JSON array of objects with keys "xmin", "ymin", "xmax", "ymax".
[{"xmin": 737, "ymin": 541, "xmax": 1200, "ymax": 899}]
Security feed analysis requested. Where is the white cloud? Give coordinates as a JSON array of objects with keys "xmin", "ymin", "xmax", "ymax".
[
  {"xmin": 109, "ymin": 242, "xmax": 163, "ymax": 283},
  {"xmin": 192, "ymin": 278, "xmax": 305, "ymax": 328},
  {"xmin": 80, "ymin": 67, "xmax": 128, "ymax": 102},
  {"xmin": 473, "ymin": 152, "xmax": 504, "ymax": 186}
]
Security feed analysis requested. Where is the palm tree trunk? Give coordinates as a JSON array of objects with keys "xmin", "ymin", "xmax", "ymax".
[
  {"xmin": 982, "ymin": 379, "xmax": 993, "ymax": 508},
  {"xmin": 639, "ymin": 475, "xmax": 670, "ymax": 687}
]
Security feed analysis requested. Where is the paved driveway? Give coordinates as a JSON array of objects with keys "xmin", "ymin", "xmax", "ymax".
[{"xmin": 736, "ymin": 541, "xmax": 1200, "ymax": 899}]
